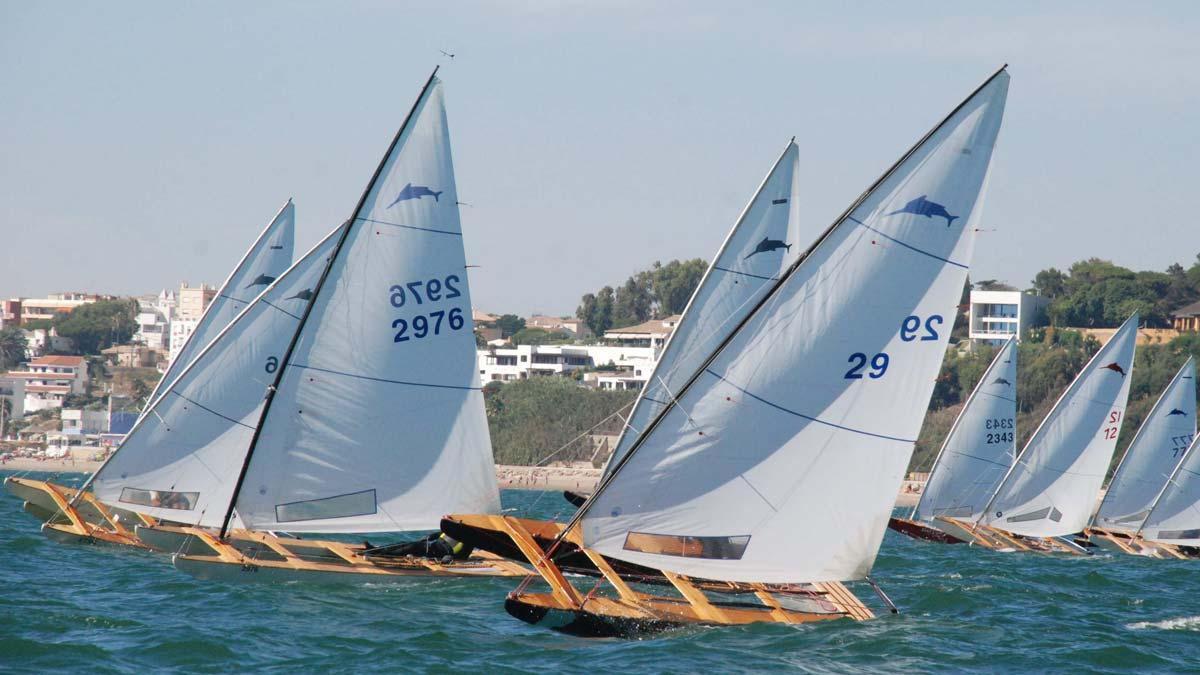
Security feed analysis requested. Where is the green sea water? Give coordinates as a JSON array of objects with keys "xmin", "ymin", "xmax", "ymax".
[{"xmin": 2, "ymin": 470, "xmax": 1199, "ymax": 673}]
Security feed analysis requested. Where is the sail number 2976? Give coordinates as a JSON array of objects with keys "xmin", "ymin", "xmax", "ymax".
[
  {"xmin": 844, "ymin": 314, "xmax": 944, "ymax": 379},
  {"xmin": 389, "ymin": 275, "xmax": 466, "ymax": 343}
]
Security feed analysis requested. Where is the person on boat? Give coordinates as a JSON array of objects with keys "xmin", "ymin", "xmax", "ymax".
[{"xmin": 362, "ymin": 532, "xmax": 473, "ymax": 561}]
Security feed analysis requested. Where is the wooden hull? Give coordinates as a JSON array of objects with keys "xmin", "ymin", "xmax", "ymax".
[
  {"xmin": 445, "ymin": 513, "xmax": 879, "ymax": 636},
  {"xmin": 1085, "ymin": 528, "xmax": 1197, "ymax": 560},
  {"xmin": 936, "ymin": 517, "xmax": 1090, "ymax": 556},
  {"xmin": 5, "ymin": 477, "xmax": 152, "ymax": 548},
  {"xmin": 886, "ymin": 517, "xmax": 965, "ymax": 544}
]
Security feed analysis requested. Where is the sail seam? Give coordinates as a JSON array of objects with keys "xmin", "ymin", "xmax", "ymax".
[
  {"xmin": 705, "ymin": 369, "xmax": 915, "ymax": 443},
  {"xmin": 169, "ymin": 391, "xmax": 256, "ymax": 430},
  {"xmin": 943, "ymin": 450, "xmax": 1011, "ymax": 468},
  {"xmin": 712, "ymin": 266, "xmax": 779, "ymax": 281},
  {"xmin": 846, "ymin": 216, "xmax": 968, "ymax": 269},
  {"xmin": 293, "ymin": 364, "xmax": 482, "ymax": 391},
  {"xmin": 355, "ymin": 216, "xmax": 462, "ymax": 237}
]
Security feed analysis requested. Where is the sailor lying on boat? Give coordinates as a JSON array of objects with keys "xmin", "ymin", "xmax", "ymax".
[{"xmin": 360, "ymin": 532, "xmax": 473, "ymax": 563}]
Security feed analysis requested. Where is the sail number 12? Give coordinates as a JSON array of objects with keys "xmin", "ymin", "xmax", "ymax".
[
  {"xmin": 389, "ymin": 275, "xmax": 467, "ymax": 343},
  {"xmin": 844, "ymin": 314, "xmax": 943, "ymax": 379}
]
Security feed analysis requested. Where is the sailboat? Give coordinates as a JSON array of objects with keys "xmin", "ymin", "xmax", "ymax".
[
  {"xmin": 5, "ymin": 200, "xmax": 297, "ymax": 543},
  {"xmin": 1087, "ymin": 357, "xmax": 1196, "ymax": 556},
  {"xmin": 936, "ymin": 314, "xmax": 1139, "ymax": 554},
  {"xmin": 888, "ymin": 337, "xmax": 1017, "ymax": 543},
  {"xmin": 1132, "ymin": 431, "xmax": 1200, "ymax": 558},
  {"xmin": 445, "ymin": 66, "xmax": 1009, "ymax": 635},
  {"xmin": 153, "ymin": 69, "xmax": 526, "ymax": 580}
]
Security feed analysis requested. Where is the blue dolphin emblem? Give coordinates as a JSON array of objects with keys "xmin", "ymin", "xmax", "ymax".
[
  {"xmin": 244, "ymin": 274, "xmax": 276, "ymax": 289},
  {"xmin": 745, "ymin": 236, "xmax": 791, "ymax": 260},
  {"xmin": 287, "ymin": 289, "xmax": 314, "ymax": 301},
  {"xmin": 992, "ymin": 377, "xmax": 1012, "ymax": 387},
  {"xmin": 387, "ymin": 183, "xmax": 442, "ymax": 208},
  {"xmin": 887, "ymin": 195, "xmax": 958, "ymax": 226},
  {"xmin": 1168, "ymin": 408, "xmax": 1188, "ymax": 416}
]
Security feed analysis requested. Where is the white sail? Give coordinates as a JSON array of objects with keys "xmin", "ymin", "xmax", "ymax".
[
  {"xmin": 1094, "ymin": 357, "xmax": 1196, "ymax": 532},
  {"xmin": 233, "ymin": 75, "xmax": 500, "ymax": 533},
  {"xmin": 1140, "ymin": 434, "xmax": 1200, "ymax": 545},
  {"xmin": 580, "ymin": 70, "xmax": 1009, "ymax": 583},
  {"xmin": 92, "ymin": 227, "xmax": 343, "ymax": 527},
  {"xmin": 146, "ymin": 200, "xmax": 295, "ymax": 412},
  {"xmin": 980, "ymin": 314, "xmax": 1138, "ymax": 537},
  {"xmin": 914, "ymin": 337, "xmax": 1017, "ymax": 522},
  {"xmin": 604, "ymin": 142, "xmax": 801, "ymax": 476}
]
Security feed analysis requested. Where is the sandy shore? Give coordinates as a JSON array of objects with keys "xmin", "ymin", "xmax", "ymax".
[{"xmin": 0, "ymin": 459, "xmax": 926, "ymax": 507}]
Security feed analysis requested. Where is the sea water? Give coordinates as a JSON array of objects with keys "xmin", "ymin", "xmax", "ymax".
[{"xmin": 2, "ymin": 470, "xmax": 1198, "ymax": 673}]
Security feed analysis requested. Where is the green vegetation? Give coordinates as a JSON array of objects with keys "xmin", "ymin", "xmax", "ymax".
[
  {"xmin": 0, "ymin": 328, "xmax": 27, "ymax": 370},
  {"xmin": 44, "ymin": 299, "xmax": 139, "ymax": 355},
  {"xmin": 485, "ymin": 377, "xmax": 635, "ymax": 465},
  {"xmin": 1031, "ymin": 255, "xmax": 1200, "ymax": 328},
  {"xmin": 509, "ymin": 327, "xmax": 573, "ymax": 346},
  {"xmin": 576, "ymin": 259, "xmax": 707, "ymax": 335},
  {"xmin": 494, "ymin": 314, "xmax": 525, "ymax": 338}
]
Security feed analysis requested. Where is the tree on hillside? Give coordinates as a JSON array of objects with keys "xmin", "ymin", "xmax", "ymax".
[
  {"xmin": 612, "ymin": 277, "xmax": 652, "ymax": 329},
  {"xmin": 53, "ymin": 299, "xmax": 138, "ymax": 355},
  {"xmin": 0, "ymin": 327, "xmax": 27, "ymax": 369},
  {"xmin": 1031, "ymin": 268, "xmax": 1067, "ymax": 299},
  {"xmin": 577, "ymin": 286, "xmax": 615, "ymax": 337},
  {"xmin": 495, "ymin": 314, "xmax": 525, "ymax": 338},
  {"xmin": 974, "ymin": 279, "xmax": 1016, "ymax": 292},
  {"xmin": 649, "ymin": 259, "xmax": 707, "ymax": 316}
]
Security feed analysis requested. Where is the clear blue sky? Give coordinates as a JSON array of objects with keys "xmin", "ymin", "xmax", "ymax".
[{"xmin": 2, "ymin": 2, "xmax": 1197, "ymax": 315}]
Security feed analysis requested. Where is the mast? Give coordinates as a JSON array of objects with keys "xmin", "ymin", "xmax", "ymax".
[
  {"xmin": 911, "ymin": 336, "xmax": 1015, "ymax": 520},
  {"xmin": 973, "ymin": 314, "xmax": 1137, "ymax": 531},
  {"xmin": 603, "ymin": 138, "xmax": 798, "ymax": 474},
  {"xmin": 218, "ymin": 67, "xmax": 440, "ymax": 538},
  {"xmin": 1090, "ymin": 357, "xmax": 1193, "ymax": 528},
  {"xmin": 558, "ymin": 65, "xmax": 1010, "ymax": 545}
]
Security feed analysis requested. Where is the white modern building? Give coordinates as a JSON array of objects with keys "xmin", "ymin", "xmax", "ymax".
[
  {"xmin": 0, "ymin": 376, "xmax": 26, "ymax": 420},
  {"xmin": 968, "ymin": 290, "xmax": 1049, "ymax": 345},
  {"xmin": 603, "ymin": 315, "xmax": 682, "ymax": 351},
  {"xmin": 476, "ymin": 344, "xmax": 656, "ymax": 386},
  {"xmin": 169, "ymin": 318, "xmax": 199, "ymax": 363}
]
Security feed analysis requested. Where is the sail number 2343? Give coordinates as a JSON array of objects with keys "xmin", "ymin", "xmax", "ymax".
[
  {"xmin": 389, "ymin": 275, "xmax": 466, "ymax": 343},
  {"xmin": 844, "ymin": 314, "xmax": 943, "ymax": 379}
]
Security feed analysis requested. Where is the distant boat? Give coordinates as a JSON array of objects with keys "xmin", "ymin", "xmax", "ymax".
[
  {"xmin": 446, "ymin": 66, "xmax": 1009, "ymax": 636},
  {"xmin": 1088, "ymin": 357, "xmax": 1197, "ymax": 557},
  {"xmin": 937, "ymin": 313, "xmax": 1139, "ymax": 554},
  {"xmin": 888, "ymin": 337, "xmax": 1017, "ymax": 544}
]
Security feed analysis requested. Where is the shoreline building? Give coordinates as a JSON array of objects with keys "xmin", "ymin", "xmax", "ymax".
[
  {"xmin": 4, "ymin": 355, "xmax": 90, "ymax": 414},
  {"xmin": 968, "ymin": 290, "xmax": 1049, "ymax": 345}
]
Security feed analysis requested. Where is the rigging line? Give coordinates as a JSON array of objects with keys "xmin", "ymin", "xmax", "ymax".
[
  {"xmin": 262, "ymin": 299, "xmax": 302, "ymax": 320},
  {"xmin": 355, "ymin": 217, "xmax": 462, "ymax": 237},
  {"xmin": 169, "ymin": 391, "xmax": 255, "ymax": 430},
  {"xmin": 291, "ymin": 364, "xmax": 481, "ymax": 391},
  {"xmin": 531, "ymin": 400, "xmax": 635, "ymax": 468},
  {"xmin": 712, "ymin": 266, "xmax": 778, "ymax": 281},
  {"xmin": 705, "ymin": 369, "xmax": 916, "ymax": 443},
  {"xmin": 845, "ymin": 216, "xmax": 969, "ymax": 270},
  {"xmin": 655, "ymin": 374, "xmax": 698, "ymax": 430}
]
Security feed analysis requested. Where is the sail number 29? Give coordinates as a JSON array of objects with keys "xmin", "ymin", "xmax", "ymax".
[
  {"xmin": 389, "ymin": 275, "xmax": 467, "ymax": 344},
  {"xmin": 844, "ymin": 314, "xmax": 944, "ymax": 379}
]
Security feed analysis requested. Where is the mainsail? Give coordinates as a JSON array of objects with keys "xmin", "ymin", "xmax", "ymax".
[
  {"xmin": 914, "ymin": 337, "xmax": 1017, "ymax": 522},
  {"xmin": 92, "ymin": 227, "xmax": 343, "ymax": 526},
  {"xmin": 604, "ymin": 142, "xmax": 802, "ymax": 476},
  {"xmin": 231, "ymin": 73, "xmax": 500, "ymax": 533},
  {"xmin": 145, "ymin": 200, "xmax": 295, "ymax": 412},
  {"xmin": 1094, "ymin": 357, "xmax": 1196, "ymax": 532},
  {"xmin": 578, "ymin": 69, "xmax": 1009, "ymax": 583},
  {"xmin": 979, "ymin": 314, "xmax": 1138, "ymax": 537},
  {"xmin": 1139, "ymin": 434, "xmax": 1200, "ymax": 545}
]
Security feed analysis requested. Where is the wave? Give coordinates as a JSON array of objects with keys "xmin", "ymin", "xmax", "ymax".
[{"xmin": 1126, "ymin": 616, "xmax": 1200, "ymax": 631}]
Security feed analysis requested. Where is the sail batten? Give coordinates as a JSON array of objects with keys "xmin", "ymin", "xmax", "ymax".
[{"xmin": 578, "ymin": 69, "xmax": 1009, "ymax": 583}]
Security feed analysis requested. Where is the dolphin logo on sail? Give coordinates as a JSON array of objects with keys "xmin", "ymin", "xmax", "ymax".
[
  {"xmin": 1103, "ymin": 362, "xmax": 1127, "ymax": 378},
  {"xmin": 287, "ymin": 289, "xmax": 314, "ymax": 301},
  {"xmin": 745, "ymin": 237, "xmax": 791, "ymax": 260},
  {"xmin": 387, "ymin": 183, "xmax": 442, "ymax": 207},
  {"xmin": 992, "ymin": 377, "xmax": 1012, "ymax": 387},
  {"xmin": 244, "ymin": 274, "xmax": 276, "ymax": 289},
  {"xmin": 886, "ymin": 195, "xmax": 958, "ymax": 226},
  {"xmin": 1168, "ymin": 408, "xmax": 1188, "ymax": 416}
]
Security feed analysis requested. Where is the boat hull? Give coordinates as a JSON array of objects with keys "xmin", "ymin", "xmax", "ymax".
[{"xmin": 887, "ymin": 517, "xmax": 965, "ymax": 544}]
